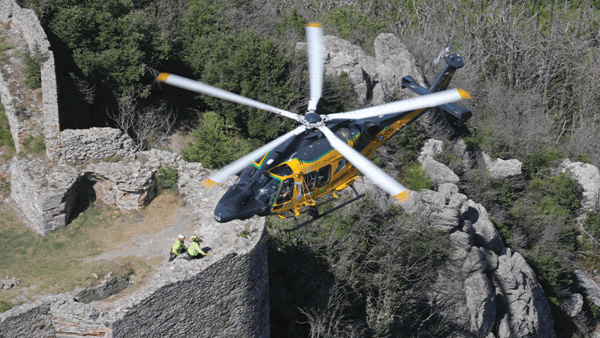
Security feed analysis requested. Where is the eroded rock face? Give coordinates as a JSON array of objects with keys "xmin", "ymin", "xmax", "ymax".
[
  {"xmin": 461, "ymin": 200, "xmax": 503, "ymax": 254},
  {"xmin": 574, "ymin": 269, "xmax": 600, "ymax": 308},
  {"xmin": 493, "ymin": 249, "xmax": 555, "ymax": 338},
  {"xmin": 465, "ymin": 272, "xmax": 496, "ymax": 336}
]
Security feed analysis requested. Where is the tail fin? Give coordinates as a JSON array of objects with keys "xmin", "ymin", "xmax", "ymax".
[
  {"xmin": 402, "ymin": 54, "xmax": 471, "ymax": 124},
  {"xmin": 427, "ymin": 54, "xmax": 464, "ymax": 93}
]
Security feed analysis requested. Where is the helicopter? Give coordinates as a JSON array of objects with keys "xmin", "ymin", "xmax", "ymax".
[{"xmin": 157, "ymin": 23, "xmax": 471, "ymax": 230}]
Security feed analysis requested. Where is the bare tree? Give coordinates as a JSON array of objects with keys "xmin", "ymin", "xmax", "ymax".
[{"xmin": 108, "ymin": 90, "xmax": 177, "ymax": 151}]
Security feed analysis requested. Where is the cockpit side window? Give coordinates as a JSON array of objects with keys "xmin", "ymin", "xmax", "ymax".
[
  {"xmin": 270, "ymin": 163, "xmax": 293, "ymax": 177},
  {"xmin": 316, "ymin": 165, "xmax": 331, "ymax": 187},
  {"xmin": 276, "ymin": 178, "xmax": 294, "ymax": 204}
]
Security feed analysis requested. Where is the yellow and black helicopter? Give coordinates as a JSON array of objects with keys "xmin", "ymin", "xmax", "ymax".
[{"xmin": 157, "ymin": 23, "xmax": 471, "ymax": 230}]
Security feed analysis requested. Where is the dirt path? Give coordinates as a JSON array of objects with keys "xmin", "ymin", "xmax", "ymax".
[{"xmin": 84, "ymin": 206, "xmax": 194, "ymax": 262}]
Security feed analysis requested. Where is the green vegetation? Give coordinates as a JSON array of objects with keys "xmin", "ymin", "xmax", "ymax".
[
  {"xmin": 19, "ymin": 133, "xmax": 45, "ymax": 155},
  {"xmin": 0, "ymin": 101, "xmax": 15, "ymax": 152},
  {"xmin": 268, "ymin": 194, "xmax": 452, "ymax": 336},
  {"xmin": 237, "ymin": 230, "xmax": 250, "ymax": 238},
  {"xmin": 181, "ymin": 111, "xmax": 260, "ymax": 169},
  {"xmin": 399, "ymin": 162, "xmax": 433, "ymax": 191},
  {"xmin": 156, "ymin": 164, "xmax": 178, "ymax": 192},
  {"xmin": 23, "ymin": 44, "xmax": 42, "ymax": 89}
]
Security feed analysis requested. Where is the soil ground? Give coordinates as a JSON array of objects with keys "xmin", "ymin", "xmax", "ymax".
[{"xmin": 0, "ymin": 191, "xmax": 194, "ymax": 308}]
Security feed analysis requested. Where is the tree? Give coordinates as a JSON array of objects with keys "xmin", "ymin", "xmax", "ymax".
[
  {"xmin": 108, "ymin": 89, "xmax": 176, "ymax": 151},
  {"xmin": 181, "ymin": 111, "xmax": 259, "ymax": 169}
]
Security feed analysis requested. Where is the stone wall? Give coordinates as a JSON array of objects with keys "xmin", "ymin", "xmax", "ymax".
[
  {"xmin": 10, "ymin": 156, "xmax": 156, "ymax": 235},
  {"xmin": 56, "ymin": 128, "xmax": 136, "ymax": 162},
  {"xmin": 0, "ymin": 0, "xmax": 60, "ymax": 157}
]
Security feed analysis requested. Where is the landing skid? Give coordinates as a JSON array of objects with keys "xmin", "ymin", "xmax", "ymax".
[{"xmin": 284, "ymin": 185, "xmax": 365, "ymax": 232}]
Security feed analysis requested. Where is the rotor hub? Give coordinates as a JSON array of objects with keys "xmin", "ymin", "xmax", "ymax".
[{"xmin": 305, "ymin": 112, "xmax": 321, "ymax": 123}]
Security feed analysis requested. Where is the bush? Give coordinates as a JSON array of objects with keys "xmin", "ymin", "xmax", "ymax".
[
  {"xmin": 400, "ymin": 162, "xmax": 433, "ymax": 191},
  {"xmin": 23, "ymin": 44, "xmax": 43, "ymax": 89},
  {"xmin": 157, "ymin": 165, "xmax": 178, "ymax": 192}
]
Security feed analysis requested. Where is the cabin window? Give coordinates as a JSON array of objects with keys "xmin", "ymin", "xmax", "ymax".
[
  {"xmin": 335, "ymin": 159, "xmax": 347, "ymax": 174},
  {"xmin": 270, "ymin": 164, "xmax": 293, "ymax": 177},
  {"xmin": 276, "ymin": 178, "xmax": 294, "ymax": 204},
  {"xmin": 303, "ymin": 171, "xmax": 318, "ymax": 191},
  {"xmin": 317, "ymin": 165, "xmax": 331, "ymax": 187}
]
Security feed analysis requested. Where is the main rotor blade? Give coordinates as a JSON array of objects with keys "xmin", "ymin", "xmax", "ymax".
[
  {"xmin": 202, "ymin": 125, "xmax": 308, "ymax": 187},
  {"xmin": 327, "ymin": 88, "xmax": 470, "ymax": 121},
  {"xmin": 318, "ymin": 126, "xmax": 409, "ymax": 203},
  {"xmin": 306, "ymin": 23, "xmax": 323, "ymax": 112},
  {"xmin": 157, "ymin": 73, "xmax": 300, "ymax": 122}
]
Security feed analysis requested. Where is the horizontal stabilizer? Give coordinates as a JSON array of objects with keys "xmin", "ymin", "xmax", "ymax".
[{"xmin": 402, "ymin": 76, "xmax": 472, "ymax": 124}]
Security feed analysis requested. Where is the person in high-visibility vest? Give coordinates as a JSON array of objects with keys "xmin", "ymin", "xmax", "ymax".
[
  {"xmin": 169, "ymin": 234, "xmax": 187, "ymax": 261},
  {"xmin": 187, "ymin": 235, "xmax": 210, "ymax": 259}
]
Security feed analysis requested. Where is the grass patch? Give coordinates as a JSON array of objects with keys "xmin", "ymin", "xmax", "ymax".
[
  {"xmin": 19, "ymin": 133, "xmax": 45, "ymax": 155},
  {"xmin": 0, "ymin": 190, "xmax": 187, "ymax": 306}
]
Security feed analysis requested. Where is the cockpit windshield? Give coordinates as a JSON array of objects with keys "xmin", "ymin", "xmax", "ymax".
[{"xmin": 237, "ymin": 166, "xmax": 279, "ymax": 206}]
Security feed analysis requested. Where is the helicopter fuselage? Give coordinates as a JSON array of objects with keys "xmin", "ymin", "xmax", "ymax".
[{"xmin": 213, "ymin": 106, "xmax": 427, "ymax": 223}]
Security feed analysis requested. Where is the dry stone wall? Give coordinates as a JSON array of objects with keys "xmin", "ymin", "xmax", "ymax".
[
  {"xmin": 56, "ymin": 128, "xmax": 136, "ymax": 162},
  {"xmin": 10, "ymin": 155, "xmax": 157, "ymax": 235},
  {"xmin": 0, "ymin": 0, "xmax": 60, "ymax": 157}
]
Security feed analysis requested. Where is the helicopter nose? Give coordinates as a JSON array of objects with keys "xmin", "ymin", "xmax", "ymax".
[{"xmin": 214, "ymin": 186, "xmax": 265, "ymax": 222}]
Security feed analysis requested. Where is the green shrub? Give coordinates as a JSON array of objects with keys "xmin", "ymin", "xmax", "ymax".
[
  {"xmin": 238, "ymin": 230, "xmax": 250, "ymax": 238},
  {"xmin": 400, "ymin": 163, "xmax": 433, "ymax": 191},
  {"xmin": 157, "ymin": 165, "xmax": 178, "ymax": 192},
  {"xmin": 23, "ymin": 44, "xmax": 43, "ymax": 89}
]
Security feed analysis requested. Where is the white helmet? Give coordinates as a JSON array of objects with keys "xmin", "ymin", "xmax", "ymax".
[{"xmin": 178, "ymin": 234, "xmax": 185, "ymax": 240}]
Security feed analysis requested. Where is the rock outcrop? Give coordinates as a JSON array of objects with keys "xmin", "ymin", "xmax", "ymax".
[{"xmin": 298, "ymin": 33, "xmax": 425, "ymax": 107}]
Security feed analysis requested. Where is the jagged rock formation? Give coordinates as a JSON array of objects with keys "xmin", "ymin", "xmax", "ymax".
[
  {"xmin": 401, "ymin": 146, "xmax": 556, "ymax": 338},
  {"xmin": 297, "ymin": 33, "xmax": 425, "ymax": 107}
]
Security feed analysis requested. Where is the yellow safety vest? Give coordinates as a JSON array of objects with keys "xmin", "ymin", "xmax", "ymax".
[
  {"xmin": 188, "ymin": 241, "xmax": 206, "ymax": 257},
  {"xmin": 171, "ymin": 240, "xmax": 187, "ymax": 255}
]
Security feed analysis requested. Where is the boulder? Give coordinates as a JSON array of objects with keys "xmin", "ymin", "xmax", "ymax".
[
  {"xmin": 421, "ymin": 157, "xmax": 460, "ymax": 185},
  {"xmin": 418, "ymin": 139, "xmax": 444, "ymax": 163},
  {"xmin": 299, "ymin": 33, "xmax": 424, "ymax": 107},
  {"xmin": 487, "ymin": 158, "xmax": 522, "ymax": 179},
  {"xmin": 561, "ymin": 159, "xmax": 600, "ymax": 212},
  {"xmin": 574, "ymin": 269, "xmax": 600, "ymax": 309},
  {"xmin": 557, "ymin": 292, "xmax": 583, "ymax": 318}
]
